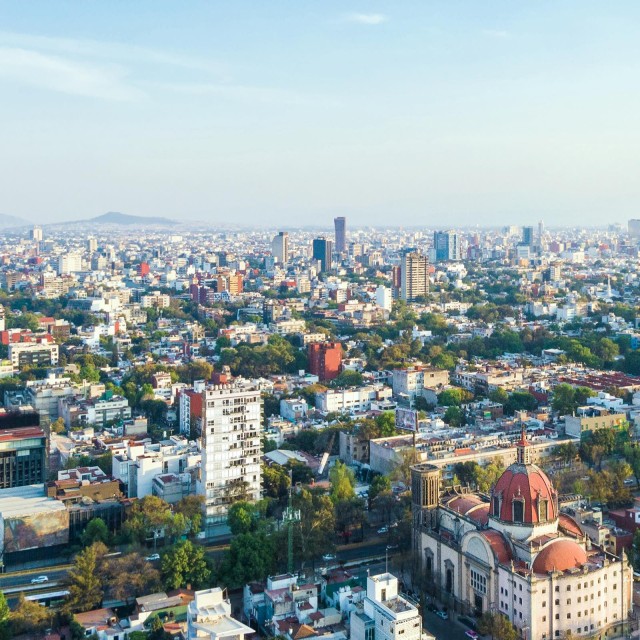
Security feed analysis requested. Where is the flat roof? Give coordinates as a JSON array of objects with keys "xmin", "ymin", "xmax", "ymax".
[{"xmin": 0, "ymin": 484, "xmax": 67, "ymax": 518}]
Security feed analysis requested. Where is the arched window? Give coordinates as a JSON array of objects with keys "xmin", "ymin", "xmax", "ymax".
[
  {"xmin": 539, "ymin": 499, "xmax": 548, "ymax": 521},
  {"xmin": 513, "ymin": 499, "xmax": 524, "ymax": 523}
]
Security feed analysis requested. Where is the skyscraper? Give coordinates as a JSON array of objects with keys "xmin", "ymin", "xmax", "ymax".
[
  {"xmin": 200, "ymin": 383, "xmax": 263, "ymax": 534},
  {"xmin": 30, "ymin": 226, "xmax": 43, "ymax": 242},
  {"xmin": 400, "ymin": 251, "xmax": 429, "ymax": 301},
  {"xmin": 522, "ymin": 226, "xmax": 534, "ymax": 247},
  {"xmin": 312, "ymin": 237, "xmax": 333, "ymax": 272},
  {"xmin": 334, "ymin": 216, "xmax": 346, "ymax": 254},
  {"xmin": 271, "ymin": 231, "xmax": 289, "ymax": 265},
  {"xmin": 433, "ymin": 230, "xmax": 461, "ymax": 262}
]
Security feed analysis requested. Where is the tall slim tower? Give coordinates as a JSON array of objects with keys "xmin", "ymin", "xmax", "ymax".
[
  {"xmin": 200, "ymin": 383, "xmax": 263, "ymax": 535},
  {"xmin": 30, "ymin": 226, "xmax": 43, "ymax": 242},
  {"xmin": 400, "ymin": 251, "xmax": 429, "ymax": 301},
  {"xmin": 522, "ymin": 226, "xmax": 534, "ymax": 247},
  {"xmin": 271, "ymin": 231, "xmax": 289, "ymax": 265},
  {"xmin": 312, "ymin": 237, "xmax": 333, "ymax": 272},
  {"xmin": 334, "ymin": 216, "xmax": 346, "ymax": 254}
]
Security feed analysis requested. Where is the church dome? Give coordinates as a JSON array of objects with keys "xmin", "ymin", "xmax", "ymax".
[
  {"xmin": 489, "ymin": 429, "xmax": 557, "ymax": 525},
  {"xmin": 532, "ymin": 539, "xmax": 588, "ymax": 573},
  {"xmin": 490, "ymin": 462, "xmax": 557, "ymax": 524}
]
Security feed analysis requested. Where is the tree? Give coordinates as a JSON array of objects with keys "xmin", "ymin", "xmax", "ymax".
[
  {"xmin": 217, "ymin": 531, "xmax": 277, "ymax": 588},
  {"xmin": 51, "ymin": 416, "xmax": 66, "ymax": 434},
  {"xmin": 64, "ymin": 542, "xmax": 107, "ymax": 613},
  {"xmin": 375, "ymin": 412, "xmax": 397, "ymax": 436},
  {"xmin": 10, "ymin": 593, "xmax": 50, "ymax": 635},
  {"xmin": 102, "ymin": 552, "xmax": 162, "ymax": 603},
  {"xmin": 123, "ymin": 495, "xmax": 187, "ymax": 544},
  {"xmin": 80, "ymin": 517, "xmax": 110, "ymax": 546},
  {"xmin": 294, "ymin": 488, "xmax": 336, "ymax": 565},
  {"xmin": 552, "ymin": 383, "xmax": 577, "ymax": 415},
  {"xmin": 227, "ymin": 501, "xmax": 258, "ymax": 535},
  {"xmin": 263, "ymin": 463, "xmax": 291, "ymax": 499},
  {"xmin": 0, "ymin": 592, "xmax": 9, "ymax": 640},
  {"xmin": 443, "ymin": 405, "xmax": 465, "ymax": 427},
  {"xmin": 329, "ymin": 461, "xmax": 356, "ymax": 503},
  {"xmin": 587, "ymin": 469, "xmax": 612, "ymax": 507},
  {"xmin": 331, "ymin": 370, "xmax": 363, "ymax": 388},
  {"xmin": 438, "ymin": 388, "xmax": 473, "ymax": 406},
  {"xmin": 368, "ymin": 475, "xmax": 392, "ymax": 503},
  {"xmin": 477, "ymin": 612, "xmax": 518, "ymax": 640},
  {"xmin": 453, "ymin": 461, "xmax": 481, "ymax": 487},
  {"xmin": 174, "ymin": 495, "xmax": 204, "ymax": 535},
  {"xmin": 624, "ymin": 444, "xmax": 640, "ymax": 486},
  {"xmin": 476, "ymin": 459, "xmax": 504, "ymax": 493},
  {"xmin": 391, "ymin": 448, "xmax": 419, "ymax": 487},
  {"xmin": 161, "ymin": 540, "xmax": 211, "ymax": 590},
  {"xmin": 553, "ymin": 442, "xmax": 578, "ymax": 465},
  {"xmin": 334, "ymin": 496, "xmax": 366, "ymax": 543}
]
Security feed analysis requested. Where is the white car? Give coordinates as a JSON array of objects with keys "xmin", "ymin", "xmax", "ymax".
[
  {"xmin": 31, "ymin": 575, "xmax": 49, "ymax": 584},
  {"xmin": 145, "ymin": 553, "xmax": 160, "ymax": 561},
  {"xmin": 322, "ymin": 553, "xmax": 337, "ymax": 562},
  {"xmin": 377, "ymin": 526, "xmax": 389, "ymax": 534}
]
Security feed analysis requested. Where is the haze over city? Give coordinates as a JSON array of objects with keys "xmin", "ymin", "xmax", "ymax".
[{"xmin": 1, "ymin": 1, "xmax": 640, "ymax": 226}]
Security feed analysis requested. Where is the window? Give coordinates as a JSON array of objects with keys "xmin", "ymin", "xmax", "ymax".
[
  {"xmin": 513, "ymin": 499, "xmax": 524, "ymax": 522},
  {"xmin": 493, "ymin": 496, "xmax": 500, "ymax": 517},
  {"xmin": 567, "ymin": 614, "xmax": 571, "ymax": 619},
  {"xmin": 555, "ymin": 600, "xmax": 560, "ymax": 606},
  {"xmin": 539, "ymin": 499, "xmax": 548, "ymax": 521},
  {"xmin": 471, "ymin": 569, "xmax": 487, "ymax": 595},
  {"xmin": 542, "ymin": 617, "xmax": 546, "ymax": 622},
  {"xmin": 542, "ymin": 602, "xmax": 547, "ymax": 608},
  {"xmin": 555, "ymin": 586, "xmax": 560, "ymax": 592}
]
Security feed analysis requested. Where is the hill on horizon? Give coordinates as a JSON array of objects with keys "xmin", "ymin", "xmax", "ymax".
[{"xmin": 0, "ymin": 213, "xmax": 32, "ymax": 229}]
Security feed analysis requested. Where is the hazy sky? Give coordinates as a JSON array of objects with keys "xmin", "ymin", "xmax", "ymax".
[{"xmin": 1, "ymin": 1, "xmax": 639, "ymax": 227}]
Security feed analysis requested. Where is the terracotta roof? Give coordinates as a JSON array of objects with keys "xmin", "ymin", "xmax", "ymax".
[
  {"xmin": 558, "ymin": 513, "xmax": 583, "ymax": 537},
  {"xmin": 533, "ymin": 540, "xmax": 588, "ymax": 574},
  {"xmin": 480, "ymin": 530, "xmax": 512, "ymax": 564}
]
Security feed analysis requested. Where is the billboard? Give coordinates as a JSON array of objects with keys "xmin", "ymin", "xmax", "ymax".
[
  {"xmin": 395, "ymin": 408, "xmax": 418, "ymax": 433},
  {"xmin": 3, "ymin": 508, "xmax": 69, "ymax": 553}
]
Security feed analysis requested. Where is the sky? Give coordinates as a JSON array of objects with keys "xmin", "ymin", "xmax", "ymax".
[{"xmin": 1, "ymin": 1, "xmax": 639, "ymax": 228}]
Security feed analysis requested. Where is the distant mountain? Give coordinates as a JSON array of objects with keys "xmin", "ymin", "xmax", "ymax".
[
  {"xmin": 0, "ymin": 213, "xmax": 31, "ymax": 229},
  {"xmin": 89, "ymin": 212, "xmax": 177, "ymax": 226}
]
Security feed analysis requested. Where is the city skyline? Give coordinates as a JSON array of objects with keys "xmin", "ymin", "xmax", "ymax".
[{"xmin": 1, "ymin": 1, "xmax": 640, "ymax": 226}]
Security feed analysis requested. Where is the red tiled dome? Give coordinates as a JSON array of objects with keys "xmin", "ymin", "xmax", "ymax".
[
  {"xmin": 491, "ymin": 462, "xmax": 557, "ymax": 524},
  {"xmin": 532, "ymin": 540, "xmax": 587, "ymax": 573}
]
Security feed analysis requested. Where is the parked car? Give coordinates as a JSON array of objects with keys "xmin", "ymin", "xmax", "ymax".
[
  {"xmin": 31, "ymin": 575, "xmax": 48, "ymax": 584},
  {"xmin": 458, "ymin": 616, "xmax": 477, "ymax": 631},
  {"xmin": 436, "ymin": 610, "xmax": 449, "ymax": 620},
  {"xmin": 377, "ymin": 526, "xmax": 389, "ymax": 534},
  {"xmin": 464, "ymin": 631, "xmax": 479, "ymax": 639},
  {"xmin": 322, "ymin": 553, "xmax": 336, "ymax": 562},
  {"xmin": 145, "ymin": 553, "xmax": 160, "ymax": 561}
]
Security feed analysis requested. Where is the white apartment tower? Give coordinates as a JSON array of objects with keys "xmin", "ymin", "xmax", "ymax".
[
  {"xmin": 200, "ymin": 384, "xmax": 263, "ymax": 534},
  {"xmin": 271, "ymin": 231, "xmax": 289, "ymax": 265}
]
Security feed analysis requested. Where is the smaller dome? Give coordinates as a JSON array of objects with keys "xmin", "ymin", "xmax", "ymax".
[{"xmin": 532, "ymin": 540, "xmax": 587, "ymax": 574}]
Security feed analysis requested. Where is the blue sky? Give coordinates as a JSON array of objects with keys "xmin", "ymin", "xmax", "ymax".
[{"xmin": 1, "ymin": 1, "xmax": 639, "ymax": 227}]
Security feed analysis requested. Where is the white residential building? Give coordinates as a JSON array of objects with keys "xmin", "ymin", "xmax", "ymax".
[
  {"xmin": 199, "ymin": 383, "xmax": 263, "ymax": 534},
  {"xmin": 8, "ymin": 342, "xmax": 59, "ymax": 369},
  {"xmin": 112, "ymin": 436, "xmax": 200, "ymax": 499},
  {"xmin": 188, "ymin": 587, "xmax": 254, "ymax": 640},
  {"xmin": 57, "ymin": 252, "xmax": 83, "ymax": 275},
  {"xmin": 375, "ymin": 285, "xmax": 393, "ymax": 313},
  {"xmin": 315, "ymin": 384, "xmax": 393, "ymax": 414},
  {"xmin": 392, "ymin": 366, "xmax": 449, "ymax": 401},
  {"xmin": 351, "ymin": 573, "xmax": 425, "ymax": 640}
]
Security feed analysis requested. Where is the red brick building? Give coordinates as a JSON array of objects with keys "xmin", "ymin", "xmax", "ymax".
[{"xmin": 308, "ymin": 342, "xmax": 342, "ymax": 382}]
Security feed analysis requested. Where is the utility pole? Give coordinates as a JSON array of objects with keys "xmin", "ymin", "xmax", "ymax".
[{"xmin": 282, "ymin": 471, "xmax": 300, "ymax": 574}]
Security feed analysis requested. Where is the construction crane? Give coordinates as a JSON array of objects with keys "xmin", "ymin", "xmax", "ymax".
[{"xmin": 318, "ymin": 428, "xmax": 338, "ymax": 476}]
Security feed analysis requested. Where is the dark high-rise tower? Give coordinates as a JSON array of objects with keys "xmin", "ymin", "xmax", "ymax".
[
  {"xmin": 334, "ymin": 216, "xmax": 346, "ymax": 254},
  {"xmin": 312, "ymin": 237, "xmax": 333, "ymax": 272}
]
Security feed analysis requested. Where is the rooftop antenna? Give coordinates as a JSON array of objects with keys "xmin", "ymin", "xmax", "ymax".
[{"xmin": 282, "ymin": 470, "xmax": 300, "ymax": 574}]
